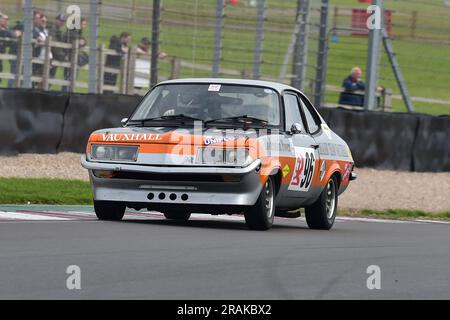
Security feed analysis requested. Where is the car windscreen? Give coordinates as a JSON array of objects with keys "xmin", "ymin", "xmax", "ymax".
[{"xmin": 129, "ymin": 83, "xmax": 280, "ymax": 125}]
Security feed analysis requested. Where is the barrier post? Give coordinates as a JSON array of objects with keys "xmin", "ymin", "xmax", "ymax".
[
  {"xmin": 88, "ymin": 0, "xmax": 99, "ymax": 93},
  {"xmin": 252, "ymin": 0, "xmax": 266, "ymax": 79},
  {"xmin": 170, "ymin": 57, "xmax": 181, "ymax": 79},
  {"xmin": 21, "ymin": 0, "xmax": 33, "ymax": 88},
  {"xmin": 97, "ymin": 44, "xmax": 105, "ymax": 94},
  {"xmin": 364, "ymin": 0, "xmax": 383, "ymax": 111},
  {"xmin": 291, "ymin": 0, "xmax": 311, "ymax": 90},
  {"xmin": 120, "ymin": 53, "xmax": 128, "ymax": 94},
  {"xmin": 14, "ymin": 37, "xmax": 23, "ymax": 87},
  {"xmin": 313, "ymin": 0, "xmax": 329, "ymax": 107},
  {"xmin": 212, "ymin": 0, "xmax": 225, "ymax": 78},
  {"xmin": 126, "ymin": 48, "xmax": 136, "ymax": 95},
  {"xmin": 150, "ymin": 0, "xmax": 161, "ymax": 87},
  {"xmin": 69, "ymin": 39, "xmax": 79, "ymax": 92},
  {"xmin": 41, "ymin": 36, "xmax": 51, "ymax": 90}
]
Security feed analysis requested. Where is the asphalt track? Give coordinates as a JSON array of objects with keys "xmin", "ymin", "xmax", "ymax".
[{"xmin": 0, "ymin": 205, "xmax": 449, "ymax": 300}]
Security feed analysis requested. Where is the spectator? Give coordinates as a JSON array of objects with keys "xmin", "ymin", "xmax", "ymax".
[
  {"xmin": 135, "ymin": 37, "xmax": 167, "ymax": 59},
  {"xmin": 62, "ymin": 17, "xmax": 87, "ymax": 91},
  {"xmin": 104, "ymin": 32, "xmax": 131, "ymax": 93},
  {"xmin": 342, "ymin": 67, "xmax": 365, "ymax": 93},
  {"xmin": 0, "ymin": 13, "xmax": 21, "ymax": 85},
  {"xmin": 49, "ymin": 14, "xmax": 66, "ymax": 81},
  {"xmin": 8, "ymin": 20, "xmax": 23, "ymax": 87}
]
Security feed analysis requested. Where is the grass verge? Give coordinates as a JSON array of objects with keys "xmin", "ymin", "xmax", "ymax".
[
  {"xmin": 0, "ymin": 178, "xmax": 448, "ymax": 220},
  {"xmin": 0, "ymin": 178, "xmax": 93, "ymax": 205}
]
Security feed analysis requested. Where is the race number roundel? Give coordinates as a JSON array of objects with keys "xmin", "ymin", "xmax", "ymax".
[{"xmin": 288, "ymin": 147, "xmax": 316, "ymax": 192}]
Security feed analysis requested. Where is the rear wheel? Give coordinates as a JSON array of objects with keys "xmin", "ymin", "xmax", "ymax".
[
  {"xmin": 163, "ymin": 211, "xmax": 191, "ymax": 221},
  {"xmin": 244, "ymin": 176, "xmax": 275, "ymax": 230},
  {"xmin": 305, "ymin": 176, "xmax": 338, "ymax": 230},
  {"xmin": 94, "ymin": 200, "xmax": 125, "ymax": 221}
]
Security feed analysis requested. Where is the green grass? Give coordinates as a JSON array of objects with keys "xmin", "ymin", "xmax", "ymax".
[
  {"xmin": 340, "ymin": 208, "xmax": 450, "ymax": 221},
  {"xmin": 1, "ymin": 0, "xmax": 449, "ymax": 115},
  {"xmin": 0, "ymin": 178, "xmax": 93, "ymax": 205},
  {"xmin": 0, "ymin": 178, "xmax": 448, "ymax": 220}
]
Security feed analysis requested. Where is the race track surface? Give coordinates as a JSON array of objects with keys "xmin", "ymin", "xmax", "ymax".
[{"xmin": 0, "ymin": 205, "xmax": 449, "ymax": 300}]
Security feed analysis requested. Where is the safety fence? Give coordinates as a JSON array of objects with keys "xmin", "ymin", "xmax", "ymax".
[{"xmin": 0, "ymin": 89, "xmax": 448, "ymax": 172}]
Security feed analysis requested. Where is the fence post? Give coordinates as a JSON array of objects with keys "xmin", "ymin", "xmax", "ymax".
[
  {"xmin": 170, "ymin": 57, "xmax": 181, "ymax": 79},
  {"xmin": 253, "ymin": 0, "xmax": 266, "ymax": 80},
  {"xmin": 291, "ymin": 0, "xmax": 310, "ymax": 90},
  {"xmin": 41, "ymin": 36, "xmax": 52, "ymax": 90},
  {"xmin": 364, "ymin": 0, "xmax": 383, "ymax": 111},
  {"xmin": 69, "ymin": 39, "xmax": 79, "ymax": 93},
  {"xmin": 410, "ymin": 11, "xmax": 418, "ymax": 39},
  {"xmin": 21, "ymin": 0, "xmax": 33, "ymax": 89},
  {"xmin": 126, "ymin": 48, "xmax": 136, "ymax": 95},
  {"xmin": 150, "ymin": 0, "xmax": 161, "ymax": 87},
  {"xmin": 14, "ymin": 37, "xmax": 23, "ymax": 87},
  {"xmin": 88, "ymin": 0, "xmax": 99, "ymax": 93},
  {"xmin": 313, "ymin": 0, "xmax": 329, "ymax": 108},
  {"xmin": 97, "ymin": 44, "xmax": 105, "ymax": 94},
  {"xmin": 212, "ymin": 0, "xmax": 225, "ymax": 78},
  {"xmin": 120, "ymin": 53, "xmax": 129, "ymax": 94}
]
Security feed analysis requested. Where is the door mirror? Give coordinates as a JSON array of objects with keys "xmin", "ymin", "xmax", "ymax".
[
  {"xmin": 290, "ymin": 123, "xmax": 303, "ymax": 134},
  {"xmin": 121, "ymin": 118, "xmax": 128, "ymax": 127}
]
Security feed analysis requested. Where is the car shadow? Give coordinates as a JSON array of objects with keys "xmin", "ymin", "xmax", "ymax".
[{"xmin": 121, "ymin": 217, "xmax": 310, "ymax": 231}]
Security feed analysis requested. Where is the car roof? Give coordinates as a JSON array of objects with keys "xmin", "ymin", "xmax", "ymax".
[{"xmin": 157, "ymin": 78, "xmax": 303, "ymax": 95}]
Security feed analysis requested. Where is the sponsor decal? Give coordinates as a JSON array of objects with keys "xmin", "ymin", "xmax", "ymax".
[
  {"xmin": 101, "ymin": 133, "xmax": 162, "ymax": 142},
  {"xmin": 342, "ymin": 162, "xmax": 352, "ymax": 182},
  {"xmin": 282, "ymin": 164, "xmax": 290, "ymax": 177},
  {"xmin": 288, "ymin": 147, "xmax": 316, "ymax": 192},
  {"xmin": 204, "ymin": 136, "xmax": 237, "ymax": 145},
  {"xmin": 208, "ymin": 84, "xmax": 221, "ymax": 92},
  {"xmin": 319, "ymin": 160, "xmax": 326, "ymax": 181}
]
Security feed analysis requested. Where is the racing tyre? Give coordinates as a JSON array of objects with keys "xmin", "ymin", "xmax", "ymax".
[
  {"xmin": 305, "ymin": 176, "xmax": 338, "ymax": 230},
  {"xmin": 163, "ymin": 211, "xmax": 191, "ymax": 221},
  {"xmin": 244, "ymin": 176, "xmax": 275, "ymax": 230},
  {"xmin": 94, "ymin": 200, "xmax": 126, "ymax": 221}
]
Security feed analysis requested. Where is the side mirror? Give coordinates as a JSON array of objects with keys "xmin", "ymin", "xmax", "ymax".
[
  {"xmin": 290, "ymin": 123, "xmax": 303, "ymax": 134},
  {"xmin": 121, "ymin": 118, "xmax": 128, "ymax": 127}
]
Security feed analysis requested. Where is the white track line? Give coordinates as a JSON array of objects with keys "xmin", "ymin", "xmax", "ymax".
[{"xmin": 0, "ymin": 210, "xmax": 448, "ymax": 225}]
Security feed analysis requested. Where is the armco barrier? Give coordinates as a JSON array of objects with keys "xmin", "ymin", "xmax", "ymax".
[
  {"xmin": 0, "ymin": 89, "xmax": 68, "ymax": 155},
  {"xmin": 0, "ymin": 89, "xmax": 449, "ymax": 172},
  {"xmin": 57, "ymin": 93, "xmax": 142, "ymax": 153},
  {"xmin": 320, "ymin": 108, "xmax": 419, "ymax": 171},
  {"xmin": 412, "ymin": 115, "xmax": 450, "ymax": 172}
]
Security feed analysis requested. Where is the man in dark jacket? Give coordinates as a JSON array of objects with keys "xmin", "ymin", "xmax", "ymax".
[
  {"xmin": 342, "ymin": 67, "xmax": 365, "ymax": 93},
  {"xmin": 103, "ymin": 32, "xmax": 131, "ymax": 93},
  {"xmin": 49, "ymin": 14, "xmax": 67, "ymax": 81},
  {"xmin": 0, "ymin": 13, "xmax": 21, "ymax": 85}
]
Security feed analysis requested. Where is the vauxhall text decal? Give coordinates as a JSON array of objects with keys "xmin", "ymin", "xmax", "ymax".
[
  {"xmin": 101, "ymin": 133, "xmax": 162, "ymax": 142},
  {"xmin": 288, "ymin": 147, "xmax": 316, "ymax": 192}
]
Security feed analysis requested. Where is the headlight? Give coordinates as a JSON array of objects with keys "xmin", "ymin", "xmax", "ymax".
[
  {"xmin": 90, "ymin": 145, "xmax": 139, "ymax": 162},
  {"xmin": 195, "ymin": 148, "xmax": 253, "ymax": 166}
]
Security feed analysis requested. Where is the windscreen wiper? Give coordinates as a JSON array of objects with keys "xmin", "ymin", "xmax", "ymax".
[
  {"xmin": 129, "ymin": 114, "xmax": 203, "ymax": 126},
  {"xmin": 205, "ymin": 115, "xmax": 268, "ymax": 127}
]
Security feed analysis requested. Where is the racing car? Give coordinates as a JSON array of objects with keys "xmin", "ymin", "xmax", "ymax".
[{"xmin": 81, "ymin": 78, "xmax": 356, "ymax": 230}]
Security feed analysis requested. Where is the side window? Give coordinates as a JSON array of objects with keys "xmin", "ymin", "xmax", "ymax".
[
  {"xmin": 284, "ymin": 93, "xmax": 305, "ymax": 132},
  {"xmin": 299, "ymin": 98, "xmax": 320, "ymax": 134}
]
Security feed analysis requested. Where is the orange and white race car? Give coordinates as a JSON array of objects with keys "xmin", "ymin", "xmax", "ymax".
[{"xmin": 81, "ymin": 79, "xmax": 356, "ymax": 230}]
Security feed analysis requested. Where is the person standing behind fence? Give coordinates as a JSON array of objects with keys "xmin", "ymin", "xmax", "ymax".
[
  {"xmin": 61, "ymin": 17, "xmax": 87, "ymax": 92},
  {"xmin": 48, "ymin": 14, "xmax": 66, "ymax": 83},
  {"xmin": 104, "ymin": 32, "xmax": 131, "ymax": 93},
  {"xmin": 342, "ymin": 67, "xmax": 365, "ymax": 93},
  {"xmin": 7, "ymin": 20, "xmax": 23, "ymax": 88},
  {"xmin": 0, "ymin": 13, "xmax": 21, "ymax": 85}
]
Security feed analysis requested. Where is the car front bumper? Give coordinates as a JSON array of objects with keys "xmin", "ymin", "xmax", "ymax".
[{"xmin": 81, "ymin": 156, "xmax": 263, "ymax": 208}]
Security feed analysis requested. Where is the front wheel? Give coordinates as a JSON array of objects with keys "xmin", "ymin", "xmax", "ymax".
[
  {"xmin": 244, "ymin": 176, "xmax": 275, "ymax": 230},
  {"xmin": 305, "ymin": 176, "xmax": 338, "ymax": 230},
  {"xmin": 94, "ymin": 200, "xmax": 126, "ymax": 221}
]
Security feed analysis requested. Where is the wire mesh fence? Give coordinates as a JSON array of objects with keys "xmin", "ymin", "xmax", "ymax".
[{"xmin": 0, "ymin": 0, "xmax": 449, "ymax": 115}]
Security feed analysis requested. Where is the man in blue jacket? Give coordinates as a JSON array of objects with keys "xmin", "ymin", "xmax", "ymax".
[
  {"xmin": 343, "ymin": 67, "xmax": 365, "ymax": 92},
  {"xmin": 339, "ymin": 67, "xmax": 366, "ymax": 106}
]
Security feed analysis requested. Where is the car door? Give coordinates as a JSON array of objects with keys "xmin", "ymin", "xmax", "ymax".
[{"xmin": 281, "ymin": 91, "xmax": 320, "ymax": 202}]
